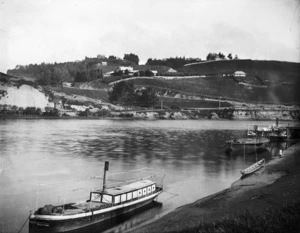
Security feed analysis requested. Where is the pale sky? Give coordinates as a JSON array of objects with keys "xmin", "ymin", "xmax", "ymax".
[{"xmin": 0, "ymin": 0, "xmax": 299, "ymax": 73}]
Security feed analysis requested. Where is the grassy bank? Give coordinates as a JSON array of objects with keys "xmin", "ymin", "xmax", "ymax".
[
  {"xmin": 128, "ymin": 142, "xmax": 300, "ymax": 233},
  {"xmin": 170, "ymin": 203, "xmax": 300, "ymax": 233}
]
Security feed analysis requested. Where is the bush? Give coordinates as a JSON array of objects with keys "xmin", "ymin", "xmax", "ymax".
[
  {"xmin": 43, "ymin": 108, "xmax": 59, "ymax": 116},
  {"xmin": 96, "ymin": 109, "xmax": 112, "ymax": 117}
]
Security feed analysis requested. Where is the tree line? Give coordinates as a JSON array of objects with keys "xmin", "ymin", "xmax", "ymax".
[
  {"xmin": 146, "ymin": 57, "xmax": 201, "ymax": 68},
  {"xmin": 7, "ymin": 54, "xmax": 140, "ymax": 86},
  {"xmin": 206, "ymin": 52, "xmax": 238, "ymax": 61},
  {"xmin": 7, "ymin": 52, "xmax": 239, "ymax": 86}
]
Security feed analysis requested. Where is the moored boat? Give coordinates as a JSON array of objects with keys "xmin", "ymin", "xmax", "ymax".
[
  {"xmin": 29, "ymin": 162, "xmax": 163, "ymax": 232},
  {"xmin": 247, "ymin": 124, "xmax": 272, "ymax": 137},
  {"xmin": 268, "ymin": 127, "xmax": 288, "ymax": 141},
  {"xmin": 241, "ymin": 158, "xmax": 265, "ymax": 176},
  {"xmin": 226, "ymin": 137, "xmax": 270, "ymax": 152}
]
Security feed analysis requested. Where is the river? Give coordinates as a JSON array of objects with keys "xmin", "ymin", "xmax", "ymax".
[{"xmin": 0, "ymin": 119, "xmax": 293, "ymax": 233}]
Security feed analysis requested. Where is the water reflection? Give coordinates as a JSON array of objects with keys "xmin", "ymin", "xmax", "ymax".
[
  {"xmin": 0, "ymin": 119, "xmax": 296, "ymax": 233},
  {"xmin": 61, "ymin": 202, "xmax": 163, "ymax": 233}
]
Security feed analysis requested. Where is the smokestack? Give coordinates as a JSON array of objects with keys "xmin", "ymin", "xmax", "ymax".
[{"xmin": 102, "ymin": 161, "xmax": 109, "ymax": 193}]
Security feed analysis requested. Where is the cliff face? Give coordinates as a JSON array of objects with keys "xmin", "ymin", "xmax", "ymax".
[{"xmin": 0, "ymin": 83, "xmax": 53, "ymax": 110}]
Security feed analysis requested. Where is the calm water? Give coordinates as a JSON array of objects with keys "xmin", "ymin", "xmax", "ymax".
[{"xmin": 0, "ymin": 119, "xmax": 293, "ymax": 233}]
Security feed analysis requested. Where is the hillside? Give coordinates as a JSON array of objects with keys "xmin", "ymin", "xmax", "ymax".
[
  {"xmin": 98, "ymin": 60, "xmax": 299, "ymax": 106},
  {"xmin": 2, "ymin": 59, "xmax": 300, "ymax": 116},
  {"xmin": 129, "ymin": 75, "xmax": 297, "ymax": 105},
  {"xmin": 182, "ymin": 59, "xmax": 300, "ymax": 83},
  {"xmin": 149, "ymin": 59, "xmax": 300, "ymax": 105}
]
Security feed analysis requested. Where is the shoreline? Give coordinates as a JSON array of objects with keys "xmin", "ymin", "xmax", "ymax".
[
  {"xmin": 128, "ymin": 141, "xmax": 300, "ymax": 233},
  {"xmin": 0, "ymin": 115, "xmax": 299, "ymax": 121}
]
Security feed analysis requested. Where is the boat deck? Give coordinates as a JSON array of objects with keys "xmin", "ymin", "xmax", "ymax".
[
  {"xmin": 228, "ymin": 137, "xmax": 269, "ymax": 145},
  {"xmin": 44, "ymin": 201, "xmax": 112, "ymax": 216}
]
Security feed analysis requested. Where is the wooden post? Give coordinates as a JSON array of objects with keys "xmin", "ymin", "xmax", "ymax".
[{"xmin": 243, "ymin": 143, "xmax": 245, "ymax": 165}]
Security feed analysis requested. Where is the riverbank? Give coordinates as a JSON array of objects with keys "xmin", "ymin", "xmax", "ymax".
[
  {"xmin": 1, "ymin": 109, "xmax": 300, "ymax": 121},
  {"xmin": 129, "ymin": 142, "xmax": 300, "ymax": 233}
]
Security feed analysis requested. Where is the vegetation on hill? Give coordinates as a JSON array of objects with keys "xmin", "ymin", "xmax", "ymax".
[
  {"xmin": 6, "ymin": 54, "xmax": 136, "ymax": 86},
  {"xmin": 206, "ymin": 52, "xmax": 237, "ymax": 60},
  {"xmin": 108, "ymin": 81, "xmax": 158, "ymax": 107},
  {"xmin": 146, "ymin": 57, "xmax": 201, "ymax": 69},
  {"xmin": 123, "ymin": 53, "xmax": 139, "ymax": 65}
]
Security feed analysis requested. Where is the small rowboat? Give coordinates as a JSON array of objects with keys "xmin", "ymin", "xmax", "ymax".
[{"xmin": 241, "ymin": 158, "xmax": 265, "ymax": 176}]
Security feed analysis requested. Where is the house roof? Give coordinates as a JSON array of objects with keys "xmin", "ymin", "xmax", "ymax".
[
  {"xmin": 234, "ymin": 71, "xmax": 246, "ymax": 75},
  {"xmin": 133, "ymin": 65, "xmax": 171, "ymax": 73},
  {"xmin": 99, "ymin": 179, "xmax": 155, "ymax": 196}
]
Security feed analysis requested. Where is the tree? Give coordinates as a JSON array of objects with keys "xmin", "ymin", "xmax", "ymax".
[
  {"xmin": 123, "ymin": 53, "xmax": 139, "ymax": 65},
  {"xmin": 108, "ymin": 81, "xmax": 136, "ymax": 105},
  {"xmin": 108, "ymin": 55, "xmax": 117, "ymax": 60},
  {"xmin": 227, "ymin": 53, "xmax": 233, "ymax": 60},
  {"xmin": 145, "ymin": 70, "xmax": 154, "ymax": 77},
  {"xmin": 218, "ymin": 52, "xmax": 226, "ymax": 59},
  {"xmin": 112, "ymin": 70, "xmax": 123, "ymax": 76},
  {"xmin": 135, "ymin": 88, "xmax": 158, "ymax": 107},
  {"xmin": 206, "ymin": 53, "xmax": 218, "ymax": 61},
  {"xmin": 234, "ymin": 54, "xmax": 239, "ymax": 59},
  {"xmin": 124, "ymin": 69, "xmax": 129, "ymax": 75},
  {"xmin": 75, "ymin": 71, "xmax": 87, "ymax": 82}
]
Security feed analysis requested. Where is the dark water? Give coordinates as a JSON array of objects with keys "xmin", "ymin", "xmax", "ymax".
[{"xmin": 0, "ymin": 119, "xmax": 294, "ymax": 233}]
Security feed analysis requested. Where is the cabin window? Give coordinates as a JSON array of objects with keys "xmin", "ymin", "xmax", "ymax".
[
  {"xmin": 102, "ymin": 194, "xmax": 112, "ymax": 203},
  {"xmin": 121, "ymin": 194, "xmax": 126, "ymax": 202},
  {"xmin": 148, "ymin": 186, "xmax": 152, "ymax": 193},
  {"xmin": 133, "ymin": 191, "xmax": 138, "ymax": 199},
  {"xmin": 143, "ymin": 188, "xmax": 147, "ymax": 196},
  {"xmin": 115, "ymin": 195, "xmax": 120, "ymax": 204},
  {"xmin": 127, "ymin": 192, "xmax": 132, "ymax": 200},
  {"xmin": 90, "ymin": 192, "xmax": 101, "ymax": 202},
  {"xmin": 152, "ymin": 185, "xmax": 155, "ymax": 192},
  {"xmin": 138, "ymin": 189, "xmax": 142, "ymax": 197}
]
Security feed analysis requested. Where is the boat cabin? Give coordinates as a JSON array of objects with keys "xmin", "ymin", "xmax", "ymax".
[{"xmin": 90, "ymin": 180, "xmax": 156, "ymax": 205}]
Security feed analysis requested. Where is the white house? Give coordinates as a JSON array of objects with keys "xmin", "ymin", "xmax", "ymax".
[
  {"xmin": 119, "ymin": 66, "xmax": 133, "ymax": 72},
  {"xmin": 149, "ymin": 70, "xmax": 158, "ymax": 76},
  {"xmin": 233, "ymin": 71, "xmax": 246, "ymax": 77},
  {"xmin": 167, "ymin": 68, "xmax": 177, "ymax": 73}
]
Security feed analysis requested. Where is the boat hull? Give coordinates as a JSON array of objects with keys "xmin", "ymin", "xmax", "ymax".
[
  {"xmin": 229, "ymin": 143, "xmax": 265, "ymax": 151},
  {"xmin": 226, "ymin": 138, "xmax": 269, "ymax": 153},
  {"xmin": 29, "ymin": 190, "xmax": 162, "ymax": 233}
]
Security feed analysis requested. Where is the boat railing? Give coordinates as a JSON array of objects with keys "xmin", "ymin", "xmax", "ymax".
[{"xmin": 106, "ymin": 174, "xmax": 158, "ymax": 190}]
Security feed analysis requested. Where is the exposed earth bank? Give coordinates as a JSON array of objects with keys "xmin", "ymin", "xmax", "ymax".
[{"xmin": 128, "ymin": 142, "xmax": 300, "ymax": 233}]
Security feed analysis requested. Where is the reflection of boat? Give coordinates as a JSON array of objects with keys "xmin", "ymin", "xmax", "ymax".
[
  {"xmin": 29, "ymin": 162, "xmax": 163, "ymax": 233},
  {"xmin": 241, "ymin": 158, "xmax": 265, "ymax": 176},
  {"xmin": 226, "ymin": 137, "xmax": 270, "ymax": 151}
]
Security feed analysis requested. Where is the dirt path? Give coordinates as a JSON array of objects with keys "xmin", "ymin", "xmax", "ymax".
[{"xmin": 128, "ymin": 142, "xmax": 300, "ymax": 233}]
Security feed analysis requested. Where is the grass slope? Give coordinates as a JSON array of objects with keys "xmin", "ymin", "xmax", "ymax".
[
  {"xmin": 182, "ymin": 59, "xmax": 300, "ymax": 83},
  {"xmin": 131, "ymin": 76, "xmax": 298, "ymax": 104},
  {"xmin": 118, "ymin": 60, "xmax": 300, "ymax": 105}
]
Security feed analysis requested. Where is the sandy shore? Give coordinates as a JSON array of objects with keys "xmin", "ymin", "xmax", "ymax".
[{"xmin": 128, "ymin": 142, "xmax": 300, "ymax": 233}]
